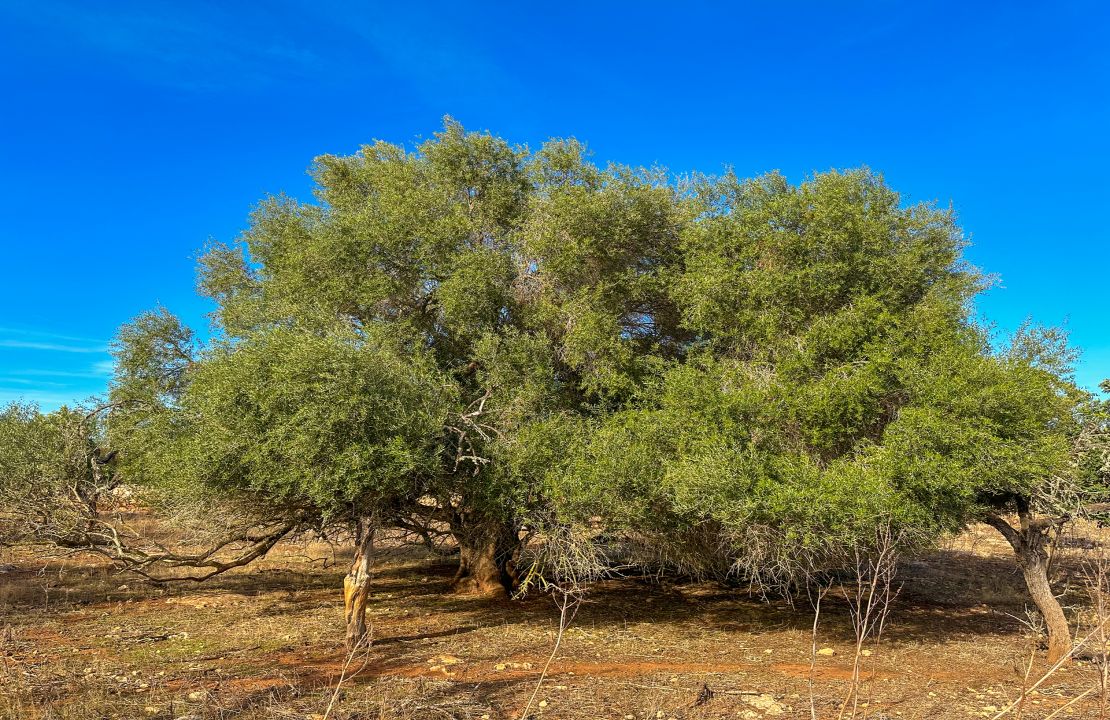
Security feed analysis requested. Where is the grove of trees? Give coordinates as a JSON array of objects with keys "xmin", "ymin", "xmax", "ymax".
[{"xmin": 2, "ymin": 121, "xmax": 1107, "ymax": 663}]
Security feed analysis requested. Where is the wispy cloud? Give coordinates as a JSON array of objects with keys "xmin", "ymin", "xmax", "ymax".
[
  {"xmin": 0, "ymin": 389, "xmax": 102, "ymax": 411},
  {"xmin": 10, "ymin": 368, "xmax": 111, "ymax": 379},
  {"xmin": 0, "ymin": 336, "xmax": 113, "ymax": 410},
  {"xmin": 0, "ymin": 377, "xmax": 65, "ymax": 387},
  {"xmin": 0, "ymin": 326, "xmax": 109, "ymax": 355},
  {"xmin": 0, "ymin": 326, "xmax": 107, "ymax": 344},
  {"xmin": 0, "ymin": 340, "xmax": 108, "ymax": 353}
]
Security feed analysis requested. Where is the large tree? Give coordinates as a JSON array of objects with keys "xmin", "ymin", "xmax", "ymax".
[
  {"xmin": 4, "ymin": 126, "xmax": 1099, "ymax": 662},
  {"xmin": 546, "ymin": 170, "xmax": 1100, "ymax": 661},
  {"xmin": 549, "ymin": 169, "xmax": 980, "ymax": 574},
  {"xmin": 104, "ymin": 122, "xmax": 691, "ymax": 645}
]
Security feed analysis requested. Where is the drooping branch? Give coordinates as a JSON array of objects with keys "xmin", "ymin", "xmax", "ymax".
[{"xmin": 54, "ymin": 515, "xmax": 299, "ymax": 582}]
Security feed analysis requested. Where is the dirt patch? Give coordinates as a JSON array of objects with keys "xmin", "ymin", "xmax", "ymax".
[{"xmin": 2, "ymin": 526, "xmax": 1107, "ymax": 719}]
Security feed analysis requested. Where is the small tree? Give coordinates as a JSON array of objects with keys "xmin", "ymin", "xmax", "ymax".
[
  {"xmin": 0, "ymin": 393, "xmax": 304, "ymax": 589},
  {"xmin": 972, "ymin": 361, "xmax": 1110, "ymax": 663},
  {"xmin": 119, "ymin": 324, "xmax": 452, "ymax": 647},
  {"xmin": 0, "ymin": 403, "xmax": 116, "ymax": 549},
  {"xmin": 878, "ymin": 326, "xmax": 1095, "ymax": 663}
]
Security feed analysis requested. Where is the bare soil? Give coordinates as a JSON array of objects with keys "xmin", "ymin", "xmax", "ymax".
[{"xmin": 2, "ymin": 523, "xmax": 1108, "ymax": 719}]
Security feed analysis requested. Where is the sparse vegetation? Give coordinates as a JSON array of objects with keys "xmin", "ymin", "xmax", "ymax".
[{"xmin": 3, "ymin": 522, "xmax": 1110, "ymax": 719}]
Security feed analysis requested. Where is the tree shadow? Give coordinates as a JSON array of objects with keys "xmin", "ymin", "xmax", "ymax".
[{"xmin": 0, "ymin": 533, "xmax": 1062, "ymax": 699}]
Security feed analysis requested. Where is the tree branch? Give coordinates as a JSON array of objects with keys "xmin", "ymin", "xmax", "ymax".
[{"xmin": 981, "ymin": 513, "xmax": 1023, "ymax": 552}]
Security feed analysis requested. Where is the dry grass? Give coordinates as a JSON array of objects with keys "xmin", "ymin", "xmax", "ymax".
[{"xmin": 3, "ymin": 524, "xmax": 1110, "ymax": 719}]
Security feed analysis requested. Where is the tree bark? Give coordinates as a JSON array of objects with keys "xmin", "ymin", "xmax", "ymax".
[
  {"xmin": 343, "ymin": 518, "xmax": 375, "ymax": 650},
  {"xmin": 450, "ymin": 516, "xmax": 520, "ymax": 596},
  {"xmin": 983, "ymin": 512, "xmax": 1071, "ymax": 663},
  {"xmin": 1020, "ymin": 546, "xmax": 1072, "ymax": 663}
]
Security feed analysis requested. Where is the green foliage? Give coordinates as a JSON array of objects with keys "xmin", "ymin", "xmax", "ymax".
[
  {"xmin": 111, "ymin": 307, "xmax": 196, "ymax": 406},
  {"xmin": 675, "ymin": 169, "xmax": 974, "ymax": 350},
  {"xmin": 134, "ymin": 120, "xmax": 703, "ymax": 547},
  {"xmin": 544, "ymin": 168, "xmax": 1085, "ymax": 581},
  {"xmin": 0, "ymin": 403, "xmax": 109, "ymax": 544},
  {"xmin": 91, "ymin": 121, "xmax": 1095, "ymax": 589},
  {"xmin": 131, "ymin": 327, "xmax": 451, "ymax": 519}
]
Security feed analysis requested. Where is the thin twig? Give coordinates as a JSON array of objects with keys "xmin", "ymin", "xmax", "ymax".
[
  {"xmin": 322, "ymin": 631, "xmax": 372, "ymax": 720},
  {"xmin": 991, "ymin": 615, "xmax": 1110, "ymax": 719},
  {"xmin": 519, "ymin": 587, "xmax": 581, "ymax": 720},
  {"xmin": 1042, "ymin": 687, "xmax": 1096, "ymax": 720}
]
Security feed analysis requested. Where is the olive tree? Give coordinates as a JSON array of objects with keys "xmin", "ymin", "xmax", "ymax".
[
  {"xmin": 97, "ymin": 122, "xmax": 691, "ymax": 649},
  {"xmin": 0, "ymin": 403, "xmax": 116, "ymax": 550},
  {"xmin": 188, "ymin": 121, "xmax": 689, "ymax": 592},
  {"xmin": 546, "ymin": 170, "xmax": 1099, "ymax": 661},
  {"xmin": 550, "ymin": 169, "xmax": 978, "ymax": 573},
  {"xmin": 7, "ymin": 127, "xmax": 1097, "ymax": 662}
]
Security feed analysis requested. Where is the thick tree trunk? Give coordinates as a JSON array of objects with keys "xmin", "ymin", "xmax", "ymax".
[
  {"xmin": 983, "ymin": 512, "xmax": 1071, "ymax": 663},
  {"xmin": 450, "ymin": 517, "xmax": 520, "ymax": 596},
  {"xmin": 343, "ymin": 519, "xmax": 375, "ymax": 650}
]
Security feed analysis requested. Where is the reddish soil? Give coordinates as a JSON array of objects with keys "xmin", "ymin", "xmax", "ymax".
[{"xmin": 3, "ymin": 524, "xmax": 1109, "ymax": 719}]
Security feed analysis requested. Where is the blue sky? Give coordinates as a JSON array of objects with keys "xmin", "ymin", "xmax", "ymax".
[{"xmin": 0, "ymin": 1, "xmax": 1106, "ymax": 409}]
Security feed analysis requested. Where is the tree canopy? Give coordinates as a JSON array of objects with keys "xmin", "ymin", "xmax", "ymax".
[{"xmin": 2, "ymin": 120, "xmax": 1104, "ymax": 659}]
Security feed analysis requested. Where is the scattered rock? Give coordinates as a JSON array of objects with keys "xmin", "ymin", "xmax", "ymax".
[
  {"xmin": 816, "ymin": 647, "xmax": 835, "ymax": 656},
  {"xmin": 742, "ymin": 694, "xmax": 785, "ymax": 716},
  {"xmin": 186, "ymin": 690, "xmax": 206, "ymax": 701},
  {"xmin": 427, "ymin": 664, "xmax": 456, "ymax": 676}
]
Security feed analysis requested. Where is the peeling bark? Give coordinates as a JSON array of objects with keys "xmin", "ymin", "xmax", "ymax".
[{"xmin": 343, "ymin": 518, "xmax": 375, "ymax": 650}]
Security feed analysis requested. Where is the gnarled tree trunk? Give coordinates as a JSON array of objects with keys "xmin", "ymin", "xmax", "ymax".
[
  {"xmin": 983, "ymin": 510, "xmax": 1071, "ymax": 663},
  {"xmin": 343, "ymin": 517, "xmax": 376, "ymax": 650},
  {"xmin": 450, "ymin": 515, "xmax": 521, "ymax": 596},
  {"xmin": 1019, "ymin": 543, "xmax": 1071, "ymax": 663}
]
